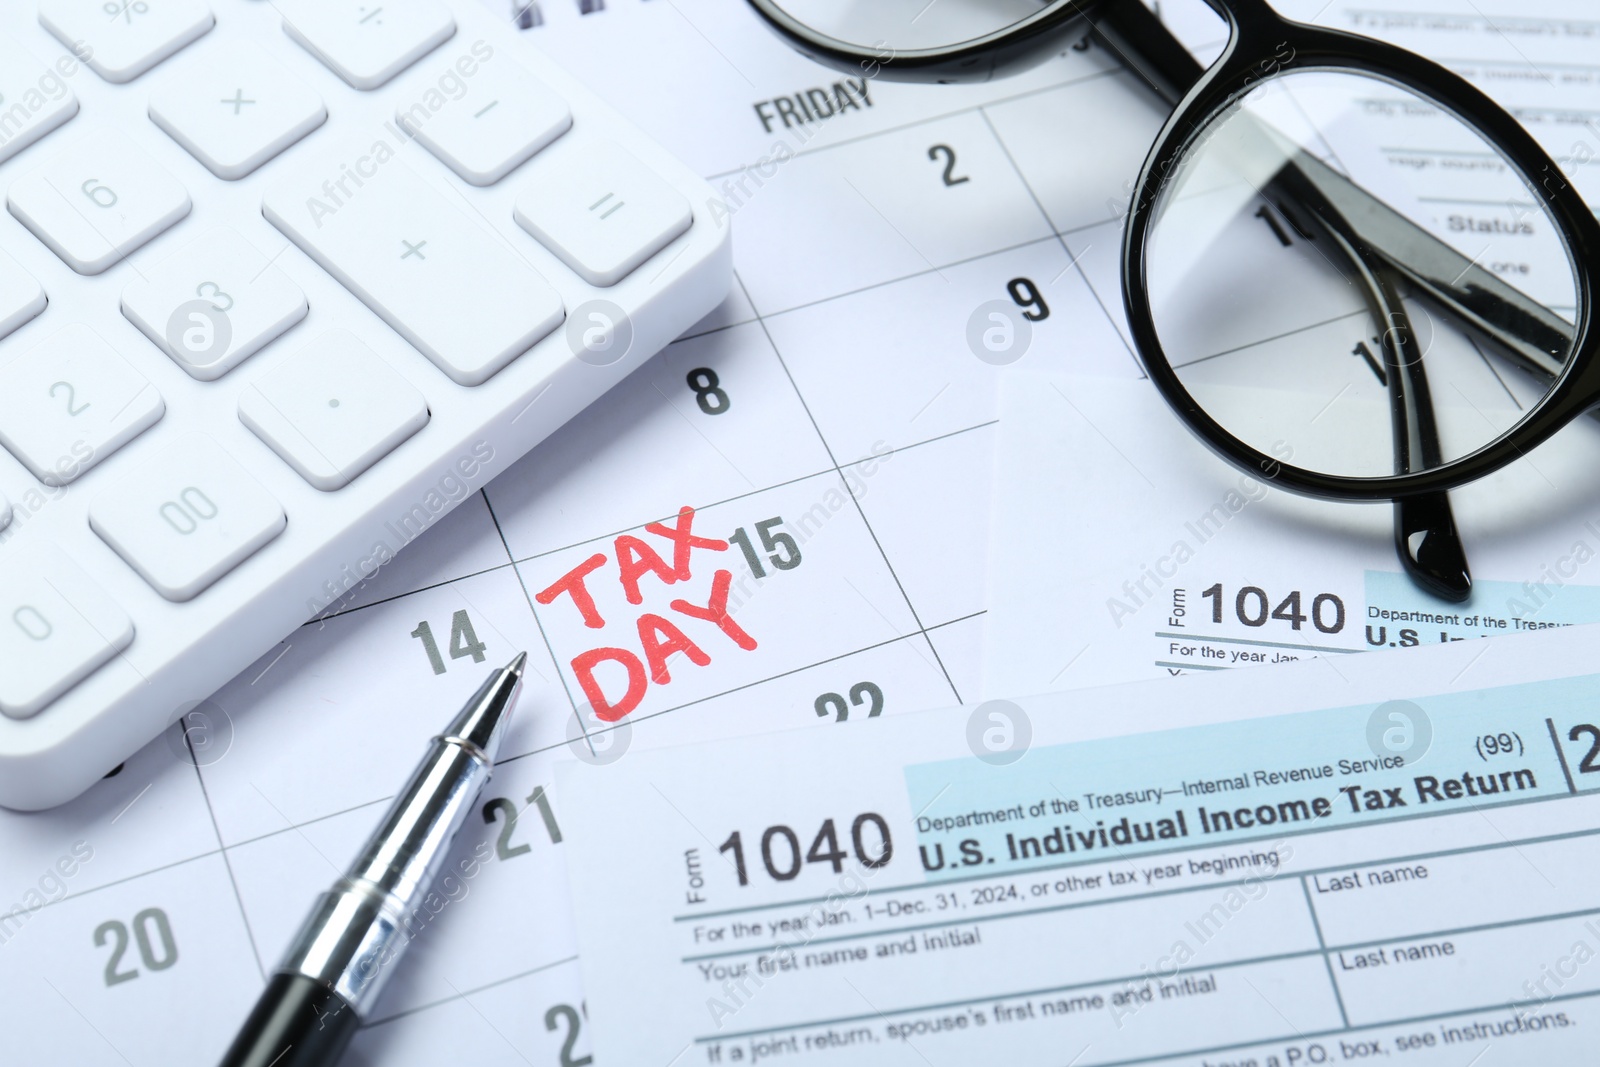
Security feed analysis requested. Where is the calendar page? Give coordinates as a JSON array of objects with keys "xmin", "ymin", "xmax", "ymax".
[{"xmin": 0, "ymin": 0, "xmax": 1591, "ymax": 1063}]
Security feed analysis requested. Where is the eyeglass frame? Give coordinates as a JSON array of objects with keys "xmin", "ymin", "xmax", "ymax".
[
  {"xmin": 1126, "ymin": 0, "xmax": 1600, "ymax": 502},
  {"xmin": 745, "ymin": 0, "xmax": 1600, "ymax": 503}
]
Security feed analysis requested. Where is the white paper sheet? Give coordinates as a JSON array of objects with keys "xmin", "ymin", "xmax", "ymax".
[{"xmin": 983, "ymin": 373, "xmax": 1600, "ymax": 696}]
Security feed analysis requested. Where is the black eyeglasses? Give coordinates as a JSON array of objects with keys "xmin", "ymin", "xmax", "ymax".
[{"xmin": 745, "ymin": 0, "xmax": 1600, "ymax": 603}]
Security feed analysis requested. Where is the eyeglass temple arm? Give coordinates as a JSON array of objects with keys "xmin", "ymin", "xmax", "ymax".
[
  {"xmin": 1095, "ymin": 0, "xmax": 1473, "ymax": 600},
  {"xmin": 1083, "ymin": 0, "xmax": 1203, "ymax": 108},
  {"xmin": 1263, "ymin": 161, "xmax": 1474, "ymax": 600},
  {"xmin": 1283, "ymin": 145, "xmax": 1573, "ymax": 381},
  {"xmin": 1325, "ymin": 228, "xmax": 1475, "ymax": 602},
  {"xmin": 1373, "ymin": 279, "xmax": 1475, "ymax": 604}
]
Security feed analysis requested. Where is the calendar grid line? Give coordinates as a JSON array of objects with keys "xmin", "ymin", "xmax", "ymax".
[
  {"xmin": 1178, "ymin": 306, "xmax": 1373, "ymax": 370},
  {"xmin": 733, "ymin": 271, "xmax": 965, "ymax": 702},
  {"xmin": 480, "ymin": 489, "xmax": 597, "ymax": 755},
  {"xmin": 292, "ymin": 410, "xmax": 996, "ymax": 631},
  {"xmin": 504, "ymin": 416, "xmax": 996, "ymax": 564},
  {"xmin": 1055, "ymin": 231, "xmax": 1130, "ymax": 358},
  {"xmin": 739, "ymin": 205, "xmax": 1168, "ymax": 326},
  {"xmin": 861, "ymin": 418, "xmax": 999, "ymax": 459},
  {"xmin": 1057, "ymin": 215, "xmax": 1130, "ymax": 241},
  {"xmin": 751, "ymin": 232, "xmax": 1065, "ymax": 322},
  {"xmin": 422, "ymin": 419, "xmax": 1005, "ymax": 605},
  {"xmin": 977, "ymin": 106, "xmax": 1140, "ymax": 371},
  {"xmin": 646, "ymin": 376, "xmax": 766, "ymax": 492},
  {"xmin": 503, "ymin": 608, "xmax": 990, "ymax": 757},
  {"xmin": 840, "ymin": 573, "xmax": 952, "ymax": 682},
  {"xmin": 223, "ymin": 795, "xmax": 394, "ymax": 853},
  {"xmin": 29, "ymin": 846, "xmax": 220, "ymax": 917},
  {"xmin": 186, "ymin": 613, "xmax": 986, "ymax": 866},
  {"xmin": 297, "ymin": 558, "xmax": 529, "ymax": 628},
  {"xmin": 362, "ymin": 954, "xmax": 582, "ymax": 1029},
  {"xmin": 187, "ymin": 739, "xmax": 267, "ymax": 983},
  {"xmin": 47, "ymin": 848, "xmax": 584, "ymax": 1046},
  {"xmin": 462, "ymin": 464, "xmax": 826, "ymax": 564},
  {"xmin": 678, "ymin": 313, "xmax": 761, "ymax": 344},
  {"xmin": 291, "ymin": 457, "xmax": 864, "ymax": 629}
]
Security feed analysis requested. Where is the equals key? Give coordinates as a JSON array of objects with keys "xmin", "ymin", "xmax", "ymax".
[
  {"xmin": 516, "ymin": 140, "xmax": 692, "ymax": 287},
  {"xmin": 590, "ymin": 191, "xmax": 625, "ymax": 220}
]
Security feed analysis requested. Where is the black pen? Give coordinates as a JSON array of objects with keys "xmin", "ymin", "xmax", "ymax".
[{"xmin": 218, "ymin": 652, "xmax": 528, "ymax": 1067}]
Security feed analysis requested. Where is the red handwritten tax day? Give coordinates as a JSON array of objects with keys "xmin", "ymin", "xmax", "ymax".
[{"xmin": 536, "ymin": 507, "xmax": 757, "ymax": 721}]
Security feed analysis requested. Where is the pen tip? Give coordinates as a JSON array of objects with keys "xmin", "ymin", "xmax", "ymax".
[
  {"xmin": 505, "ymin": 652, "xmax": 528, "ymax": 680},
  {"xmin": 440, "ymin": 654, "xmax": 528, "ymax": 762}
]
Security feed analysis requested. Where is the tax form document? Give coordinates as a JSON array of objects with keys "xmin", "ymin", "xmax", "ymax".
[
  {"xmin": 983, "ymin": 375, "xmax": 1600, "ymax": 696},
  {"xmin": 558, "ymin": 622, "xmax": 1600, "ymax": 1066}
]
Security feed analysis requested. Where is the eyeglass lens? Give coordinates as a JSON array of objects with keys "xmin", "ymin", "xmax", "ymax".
[{"xmin": 1144, "ymin": 69, "xmax": 1579, "ymax": 480}]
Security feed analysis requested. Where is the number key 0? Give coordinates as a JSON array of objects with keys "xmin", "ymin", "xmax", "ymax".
[{"xmin": 0, "ymin": 546, "xmax": 134, "ymax": 720}]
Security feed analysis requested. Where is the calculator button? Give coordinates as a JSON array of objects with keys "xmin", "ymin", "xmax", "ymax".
[
  {"xmin": 89, "ymin": 434, "xmax": 287, "ymax": 602},
  {"xmin": 121, "ymin": 226, "xmax": 308, "ymax": 381},
  {"xmin": 514, "ymin": 141, "xmax": 693, "ymax": 287},
  {"xmin": 0, "ymin": 249, "xmax": 47, "ymax": 343},
  {"xmin": 0, "ymin": 38, "xmax": 80, "ymax": 165},
  {"xmin": 399, "ymin": 55, "xmax": 571, "ymax": 186},
  {"xmin": 0, "ymin": 325, "xmax": 164, "ymax": 486},
  {"xmin": 0, "ymin": 545, "xmax": 135, "ymax": 720},
  {"xmin": 38, "ymin": 0, "xmax": 214, "ymax": 85},
  {"xmin": 148, "ymin": 41, "xmax": 327, "ymax": 181},
  {"xmin": 240, "ymin": 330, "xmax": 430, "ymax": 491},
  {"xmin": 6, "ymin": 128, "xmax": 192, "ymax": 276},
  {"xmin": 277, "ymin": 0, "xmax": 456, "ymax": 92},
  {"xmin": 263, "ymin": 149, "xmax": 565, "ymax": 386}
]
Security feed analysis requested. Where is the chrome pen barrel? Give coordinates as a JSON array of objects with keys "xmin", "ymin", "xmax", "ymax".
[
  {"xmin": 273, "ymin": 660, "xmax": 522, "ymax": 1018},
  {"xmin": 348, "ymin": 740, "xmax": 492, "ymax": 916},
  {"xmin": 278, "ymin": 878, "xmax": 414, "ymax": 1018}
]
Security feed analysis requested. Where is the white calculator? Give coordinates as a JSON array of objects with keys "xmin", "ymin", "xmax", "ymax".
[{"xmin": 0, "ymin": 0, "xmax": 731, "ymax": 809}]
